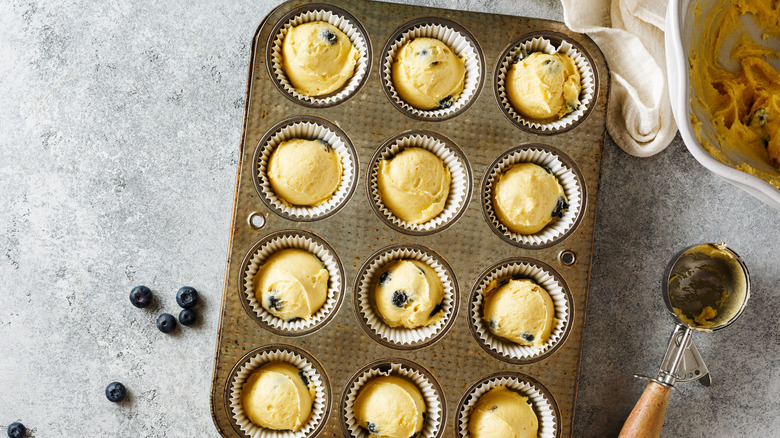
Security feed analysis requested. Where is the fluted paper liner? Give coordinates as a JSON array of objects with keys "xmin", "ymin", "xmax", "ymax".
[
  {"xmin": 270, "ymin": 8, "xmax": 370, "ymax": 105},
  {"xmin": 470, "ymin": 261, "xmax": 571, "ymax": 361},
  {"xmin": 243, "ymin": 232, "xmax": 342, "ymax": 333},
  {"xmin": 342, "ymin": 361, "xmax": 444, "ymax": 438},
  {"xmin": 229, "ymin": 348, "xmax": 329, "ymax": 438},
  {"xmin": 355, "ymin": 246, "xmax": 457, "ymax": 347},
  {"xmin": 458, "ymin": 374, "xmax": 558, "ymax": 438},
  {"xmin": 483, "ymin": 147, "xmax": 583, "ymax": 247},
  {"xmin": 382, "ymin": 21, "xmax": 482, "ymax": 119},
  {"xmin": 256, "ymin": 120, "xmax": 357, "ymax": 220},
  {"xmin": 369, "ymin": 133, "xmax": 470, "ymax": 233},
  {"xmin": 496, "ymin": 35, "xmax": 595, "ymax": 132}
]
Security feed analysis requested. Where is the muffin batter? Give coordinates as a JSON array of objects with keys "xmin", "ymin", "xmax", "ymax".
[
  {"xmin": 254, "ymin": 248, "xmax": 329, "ymax": 321},
  {"xmin": 468, "ymin": 386, "xmax": 538, "ymax": 438},
  {"xmin": 354, "ymin": 375, "xmax": 426, "ymax": 438},
  {"xmin": 506, "ymin": 52, "xmax": 581, "ymax": 120},
  {"xmin": 374, "ymin": 259, "xmax": 444, "ymax": 328},
  {"xmin": 241, "ymin": 362, "xmax": 315, "ymax": 431},
  {"xmin": 268, "ymin": 138, "xmax": 342, "ymax": 206},
  {"xmin": 392, "ymin": 37, "xmax": 466, "ymax": 110},
  {"xmin": 492, "ymin": 162, "xmax": 568, "ymax": 235},
  {"xmin": 282, "ymin": 21, "xmax": 359, "ymax": 96},
  {"xmin": 377, "ymin": 148, "xmax": 451, "ymax": 224},
  {"xmin": 689, "ymin": 0, "xmax": 780, "ymax": 187},
  {"xmin": 483, "ymin": 278, "xmax": 556, "ymax": 347}
]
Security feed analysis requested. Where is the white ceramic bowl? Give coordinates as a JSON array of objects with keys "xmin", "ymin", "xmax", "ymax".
[{"xmin": 665, "ymin": 0, "xmax": 780, "ymax": 210}]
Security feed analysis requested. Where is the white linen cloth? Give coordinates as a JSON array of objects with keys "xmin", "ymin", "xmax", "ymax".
[{"xmin": 561, "ymin": 0, "xmax": 677, "ymax": 157}]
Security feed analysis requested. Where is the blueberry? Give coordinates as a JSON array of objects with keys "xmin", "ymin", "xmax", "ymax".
[
  {"xmin": 750, "ymin": 108, "xmax": 768, "ymax": 127},
  {"xmin": 544, "ymin": 59, "xmax": 552, "ymax": 65},
  {"xmin": 489, "ymin": 319, "xmax": 497, "ymax": 329},
  {"xmin": 287, "ymin": 317, "xmax": 302, "ymax": 323},
  {"xmin": 378, "ymin": 271, "xmax": 391, "ymax": 285},
  {"xmin": 541, "ymin": 166, "xmax": 553, "ymax": 174},
  {"xmin": 320, "ymin": 29, "xmax": 337, "ymax": 44},
  {"xmin": 156, "ymin": 313, "xmax": 177, "ymax": 333},
  {"xmin": 513, "ymin": 49, "xmax": 528, "ymax": 62},
  {"xmin": 366, "ymin": 422, "xmax": 379, "ymax": 434},
  {"xmin": 551, "ymin": 196, "xmax": 568, "ymax": 218},
  {"xmin": 437, "ymin": 95, "xmax": 454, "ymax": 109},
  {"xmin": 521, "ymin": 332, "xmax": 535, "ymax": 343},
  {"xmin": 391, "ymin": 290, "xmax": 408, "ymax": 307},
  {"xmin": 299, "ymin": 370, "xmax": 310, "ymax": 387},
  {"xmin": 418, "ymin": 48, "xmax": 428, "ymax": 56},
  {"xmin": 7, "ymin": 422, "xmax": 25, "ymax": 438},
  {"xmin": 489, "ymin": 404, "xmax": 499, "ymax": 411},
  {"xmin": 429, "ymin": 61, "xmax": 439, "ymax": 66},
  {"xmin": 428, "ymin": 302, "xmax": 443, "ymax": 317},
  {"xmin": 317, "ymin": 139, "xmax": 332, "ymax": 151},
  {"xmin": 105, "ymin": 382, "xmax": 127, "ymax": 403},
  {"xmin": 176, "ymin": 286, "xmax": 199, "ymax": 309},
  {"xmin": 129, "ymin": 285, "xmax": 153, "ymax": 308},
  {"xmin": 265, "ymin": 292, "xmax": 283, "ymax": 311},
  {"xmin": 178, "ymin": 308, "xmax": 196, "ymax": 326}
]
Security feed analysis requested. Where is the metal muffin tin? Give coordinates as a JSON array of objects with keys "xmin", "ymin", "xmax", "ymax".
[{"xmin": 210, "ymin": 0, "xmax": 610, "ymax": 436}]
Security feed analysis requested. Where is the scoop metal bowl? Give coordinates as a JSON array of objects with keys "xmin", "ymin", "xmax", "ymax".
[{"xmin": 619, "ymin": 243, "xmax": 751, "ymax": 438}]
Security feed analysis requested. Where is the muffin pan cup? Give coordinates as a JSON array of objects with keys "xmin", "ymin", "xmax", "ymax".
[
  {"xmin": 266, "ymin": 4, "xmax": 372, "ymax": 107},
  {"xmin": 239, "ymin": 230, "xmax": 345, "ymax": 336},
  {"xmin": 457, "ymin": 371, "xmax": 561, "ymax": 438},
  {"xmin": 212, "ymin": 1, "xmax": 610, "ymax": 437},
  {"xmin": 380, "ymin": 17, "xmax": 485, "ymax": 121},
  {"xmin": 481, "ymin": 144, "xmax": 587, "ymax": 249},
  {"xmin": 340, "ymin": 358, "xmax": 446, "ymax": 438},
  {"xmin": 225, "ymin": 344, "xmax": 332, "ymax": 438},
  {"xmin": 252, "ymin": 116, "xmax": 359, "ymax": 221},
  {"xmin": 353, "ymin": 244, "xmax": 460, "ymax": 349},
  {"xmin": 367, "ymin": 130, "xmax": 472, "ymax": 235},
  {"xmin": 495, "ymin": 31, "xmax": 597, "ymax": 134},
  {"xmin": 467, "ymin": 257, "xmax": 574, "ymax": 364}
]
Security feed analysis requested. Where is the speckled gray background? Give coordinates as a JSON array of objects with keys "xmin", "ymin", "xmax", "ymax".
[{"xmin": 0, "ymin": 0, "xmax": 778, "ymax": 437}]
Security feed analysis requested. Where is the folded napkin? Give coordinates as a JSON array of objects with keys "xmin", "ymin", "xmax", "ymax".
[{"xmin": 561, "ymin": 0, "xmax": 677, "ymax": 157}]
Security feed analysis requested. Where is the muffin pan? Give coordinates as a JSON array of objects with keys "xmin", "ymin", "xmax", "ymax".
[{"xmin": 211, "ymin": 0, "xmax": 609, "ymax": 437}]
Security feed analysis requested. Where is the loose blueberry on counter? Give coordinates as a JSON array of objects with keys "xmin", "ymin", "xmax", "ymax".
[
  {"xmin": 391, "ymin": 290, "xmax": 408, "ymax": 307},
  {"xmin": 176, "ymin": 286, "xmax": 199, "ymax": 309},
  {"xmin": 157, "ymin": 313, "xmax": 177, "ymax": 333},
  {"xmin": 7, "ymin": 422, "xmax": 25, "ymax": 438},
  {"xmin": 129, "ymin": 285, "xmax": 153, "ymax": 308},
  {"xmin": 521, "ymin": 333, "xmax": 535, "ymax": 343},
  {"xmin": 551, "ymin": 196, "xmax": 568, "ymax": 219},
  {"xmin": 320, "ymin": 28, "xmax": 337, "ymax": 44},
  {"xmin": 179, "ymin": 308, "xmax": 197, "ymax": 326},
  {"xmin": 105, "ymin": 382, "xmax": 127, "ymax": 403}
]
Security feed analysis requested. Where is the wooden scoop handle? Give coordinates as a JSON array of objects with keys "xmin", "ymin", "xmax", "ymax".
[{"xmin": 618, "ymin": 381, "xmax": 671, "ymax": 438}]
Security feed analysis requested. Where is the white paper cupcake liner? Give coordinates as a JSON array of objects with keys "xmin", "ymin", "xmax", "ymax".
[
  {"xmin": 496, "ymin": 35, "xmax": 595, "ymax": 132},
  {"xmin": 457, "ymin": 373, "xmax": 559, "ymax": 438},
  {"xmin": 368, "ymin": 132, "xmax": 471, "ymax": 233},
  {"xmin": 242, "ymin": 231, "xmax": 343, "ymax": 334},
  {"xmin": 483, "ymin": 146, "xmax": 584, "ymax": 248},
  {"xmin": 469, "ymin": 260, "xmax": 571, "ymax": 362},
  {"xmin": 382, "ymin": 20, "xmax": 483, "ymax": 119},
  {"xmin": 355, "ymin": 246, "xmax": 458, "ymax": 348},
  {"xmin": 342, "ymin": 360, "xmax": 444, "ymax": 438},
  {"xmin": 229, "ymin": 347, "xmax": 330, "ymax": 438},
  {"xmin": 255, "ymin": 118, "xmax": 357, "ymax": 221},
  {"xmin": 269, "ymin": 7, "xmax": 370, "ymax": 105}
]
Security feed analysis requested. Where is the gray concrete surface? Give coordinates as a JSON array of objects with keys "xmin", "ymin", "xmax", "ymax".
[{"xmin": 0, "ymin": 0, "xmax": 778, "ymax": 437}]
